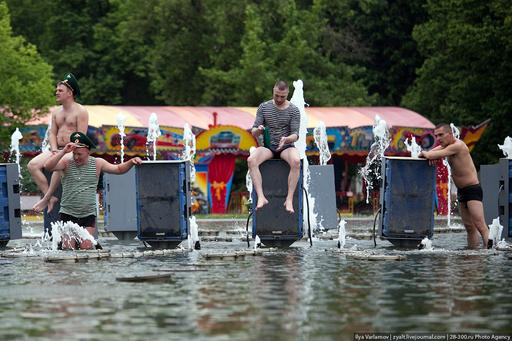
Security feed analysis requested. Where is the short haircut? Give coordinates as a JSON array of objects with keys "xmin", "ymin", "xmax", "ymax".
[
  {"xmin": 435, "ymin": 123, "xmax": 450, "ymax": 132},
  {"xmin": 274, "ymin": 80, "xmax": 289, "ymax": 91}
]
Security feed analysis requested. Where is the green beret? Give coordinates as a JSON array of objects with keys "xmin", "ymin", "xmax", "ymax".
[
  {"xmin": 60, "ymin": 73, "xmax": 80, "ymax": 97},
  {"xmin": 70, "ymin": 131, "xmax": 95, "ymax": 149}
]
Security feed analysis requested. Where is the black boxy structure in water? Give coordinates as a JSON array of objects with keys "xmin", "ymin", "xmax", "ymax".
[
  {"xmin": 480, "ymin": 158, "xmax": 512, "ymax": 240},
  {"xmin": 136, "ymin": 160, "xmax": 191, "ymax": 248},
  {"xmin": 0, "ymin": 164, "xmax": 21, "ymax": 248},
  {"xmin": 252, "ymin": 159, "xmax": 303, "ymax": 247},
  {"xmin": 378, "ymin": 157, "xmax": 436, "ymax": 247}
]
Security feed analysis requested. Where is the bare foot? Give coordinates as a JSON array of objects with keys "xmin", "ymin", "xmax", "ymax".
[
  {"xmin": 284, "ymin": 200, "xmax": 294, "ymax": 214},
  {"xmin": 256, "ymin": 197, "xmax": 269, "ymax": 210},
  {"xmin": 47, "ymin": 196, "xmax": 59, "ymax": 213},
  {"xmin": 33, "ymin": 197, "xmax": 49, "ymax": 213}
]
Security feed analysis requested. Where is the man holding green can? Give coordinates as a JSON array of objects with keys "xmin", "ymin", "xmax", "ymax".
[{"xmin": 248, "ymin": 80, "xmax": 301, "ymax": 213}]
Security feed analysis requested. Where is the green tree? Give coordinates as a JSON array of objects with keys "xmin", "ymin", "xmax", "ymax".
[
  {"xmin": 0, "ymin": 2, "xmax": 54, "ymax": 148},
  {"xmin": 402, "ymin": 0, "xmax": 512, "ymax": 166},
  {"xmin": 200, "ymin": 0, "xmax": 374, "ymax": 106}
]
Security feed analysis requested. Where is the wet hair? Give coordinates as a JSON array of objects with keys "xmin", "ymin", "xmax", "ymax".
[
  {"xmin": 435, "ymin": 123, "xmax": 450, "ymax": 132},
  {"xmin": 274, "ymin": 80, "xmax": 289, "ymax": 91}
]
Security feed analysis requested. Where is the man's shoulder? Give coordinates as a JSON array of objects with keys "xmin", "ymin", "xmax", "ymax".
[
  {"xmin": 288, "ymin": 102, "xmax": 300, "ymax": 112},
  {"xmin": 73, "ymin": 102, "xmax": 88, "ymax": 114}
]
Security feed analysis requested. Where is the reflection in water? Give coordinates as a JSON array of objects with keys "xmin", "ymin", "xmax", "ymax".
[{"xmin": 1, "ymin": 232, "xmax": 511, "ymax": 340}]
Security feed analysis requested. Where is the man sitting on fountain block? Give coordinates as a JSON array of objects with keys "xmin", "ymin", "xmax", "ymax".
[
  {"xmin": 30, "ymin": 73, "xmax": 89, "ymax": 214},
  {"xmin": 41, "ymin": 132, "xmax": 143, "ymax": 249},
  {"xmin": 247, "ymin": 80, "xmax": 301, "ymax": 213},
  {"xmin": 419, "ymin": 123, "xmax": 489, "ymax": 249}
]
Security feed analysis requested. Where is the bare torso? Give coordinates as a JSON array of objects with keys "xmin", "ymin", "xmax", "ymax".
[
  {"xmin": 447, "ymin": 139, "xmax": 479, "ymax": 189},
  {"xmin": 52, "ymin": 103, "xmax": 88, "ymax": 148}
]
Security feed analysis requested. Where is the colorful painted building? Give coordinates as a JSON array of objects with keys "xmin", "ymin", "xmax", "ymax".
[{"xmin": 19, "ymin": 106, "xmax": 489, "ymax": 214}]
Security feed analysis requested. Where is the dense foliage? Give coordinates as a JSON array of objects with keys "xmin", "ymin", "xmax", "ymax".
[
  {"xmin": 0, "ymin": 2, "xmax": 54, "ymax": 147},
  {"xmin": 2, "ymin": 0, "xmax": 511, "ymax": 165}
]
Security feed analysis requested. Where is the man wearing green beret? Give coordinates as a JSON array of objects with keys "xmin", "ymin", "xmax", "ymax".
[
  {"xmin": 40, "ymin": 132, "xmax": 143, "ymax": 250},
  {"xmin": 29, "ymin": 73, "xmax": 89, "ymax": 213}
]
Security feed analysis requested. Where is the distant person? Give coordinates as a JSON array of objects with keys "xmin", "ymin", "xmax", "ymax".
[
  {"xmin": 29, "ymin": 73, "xmax": 89, "ymax": 213},
  {"xmin": 247, "ymin": 80, "xmax": 301, "ymax": 213},
  {"xmin": 42, "ymin": 132, "xmax": 142, "ymax": 249},
  {"xmin": 420, "ymin": 123, "xmax": 489, "ymax": 249}
]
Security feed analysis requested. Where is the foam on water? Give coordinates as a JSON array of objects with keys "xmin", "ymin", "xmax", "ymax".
[
  {"xmin": 404, "ymin": 136, "xmax": 422, "ymax": 158},
  {"xmin": 313, "ymin": 121, "xmax": 331, "ymax": 165},
  {"xmin": 360, "ymin": 115, "xmax": 390, "ymax": 203},
  {"xmin": 498, "ymin": 136, "xmax": 512, "ymax": 159},
  {"xmin": 116, "ymin": 112, "xmax": 127, "ymax": 163},
  {"xmin": 147, "ymin": 113, "xmax": 161, "ymax": 161}
]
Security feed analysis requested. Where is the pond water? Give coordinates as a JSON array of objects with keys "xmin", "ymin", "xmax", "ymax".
[{"xmin": 1, "ymin": 221, "xmax": 511, "ymax": 340}]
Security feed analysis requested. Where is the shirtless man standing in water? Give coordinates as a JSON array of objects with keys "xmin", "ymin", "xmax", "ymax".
[
  {"xmin": 420, "ymin": 123, "xmax": 489, "ymax": 249},
  {"xmin": 29, "ymin": 73, "xmax": 89, "ymax": 213}
]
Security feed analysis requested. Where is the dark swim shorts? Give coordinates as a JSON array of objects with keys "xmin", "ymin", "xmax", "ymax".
[
  {"xmin": 268, "ymin": 145, "xmax": 293, "ymax": 159},
  {"xmin": 59, "ymin": 213, "xmax": 96, "ymax": 228},
  {"xmin": 457, "ymin": 184, "xmax": 483, "ymax": 205}
]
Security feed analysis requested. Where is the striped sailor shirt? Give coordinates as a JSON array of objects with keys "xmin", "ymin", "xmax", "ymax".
[{"xmin": 253, "ymin": 100, "xmax": 300, "ymax": 149}]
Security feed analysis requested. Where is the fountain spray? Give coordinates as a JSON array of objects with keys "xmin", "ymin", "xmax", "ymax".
[
  {"xmin": 116, "ymin": 113, "xmax": 127, "ymax": 163},
  {"xmin": 360, "ymin": 115, "xmax": 390, "ymax": 203},
  {"xmin": 147, "ymin": 113, "xmax": 161, "ymax": 161}
]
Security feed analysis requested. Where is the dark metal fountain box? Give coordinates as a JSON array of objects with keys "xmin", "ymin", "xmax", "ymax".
[
  {"xmin": 252, "ymin": 159, "xmax": 303, "ymax": 247},
  {"xmin": 378, "ymin": 157, "xmax": 436, "ymax": 247},
  {"xmin": 0, "ymin": 163, "xmax": 21, "ymax": 245},
  {"xmin": 480, "ymin": 158, "xmax": 512, "ymax": 239},
  {"xmin": 135, "ymin": 161, "xmax": 191, "ymax": 243}
]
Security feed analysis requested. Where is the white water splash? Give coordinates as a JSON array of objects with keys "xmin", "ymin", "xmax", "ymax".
[
  {"xmin": 41, "ymin": 116, "xmax": 52, "ymax": 152},
  {"xmin": 498, "ymin": 136, "xmax": 512, "ymax": 159},
  {"xmin": 443, "ymin": 122, "xmax": 461, "ymax": 227},
  {"xmin": 419, "ymin": 237, "xmax": 433, "ymax": 251},
  {"xmin": 147, "ymin": 113, "xmax": 161, "ymax": 161},
  {"xmin": 187, "ymin": 215, "xmax": 199, "ymax": 250},
  {"xmin": 337, "ymin": 219, "xmax": 346, "ymax": 249},
  {"xmin": 10, "ymin": 128, "xmax": 23, "ymax": 175},
  {"xmin": 313, "ymin": 121, "xmax": 331, "ymax": 165},
  {"xmin": 488, "ymin": 217, "xmax": 504, "ymax": 248},
  {"xmin": 116, "ymin": 113, "xmax": 127, "ymax": 163},
  {"xmin": 450, "ymin": 123, "xmax": 460, "ymax": 139},
  {"xmin": 360, "ymin": 115, "xmax": 390, "ymax": 203},
  {"xmin": 49, "ymin": 221, "xmax": 97, "ymax": 251},
  {"xmin": 291, "ymin": 80, "xmax": 321, "ymax": 232},
  {"xmin": 254, "ymin": 235, "xmax": 261, "ymax": 250},
  {"xmin": 442, "ymin": 158, "xmax": 453, "ymax": 227},
  {"xmin": 245, "ymin": 146, "xmax": 256, "ymax": 203},
  {"xmin": 404, "ymin": 136, "xmax": 422, "ymax": 158},
  {"xmin": 182, "ymin": 123, "xmax": 196, "ymax": 182}
]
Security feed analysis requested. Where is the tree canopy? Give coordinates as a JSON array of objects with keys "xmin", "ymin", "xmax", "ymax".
[
  {"xmin": 2, "ymin": 0, "xmax": 511, "ymax": 165},
  {"xmin": 0, "ymin": 2, "xmax": 54, "ymax": 147}
]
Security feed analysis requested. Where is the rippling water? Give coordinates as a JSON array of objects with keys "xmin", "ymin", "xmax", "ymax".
[{"xmin": 1, "ymin": 224, "xmax": 511, "ymax": 340}]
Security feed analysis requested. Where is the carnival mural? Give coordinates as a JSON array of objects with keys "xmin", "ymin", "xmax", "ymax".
[{"xmin": 16, "ymin": 120, "xmax": 489, "ymax": 215}]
